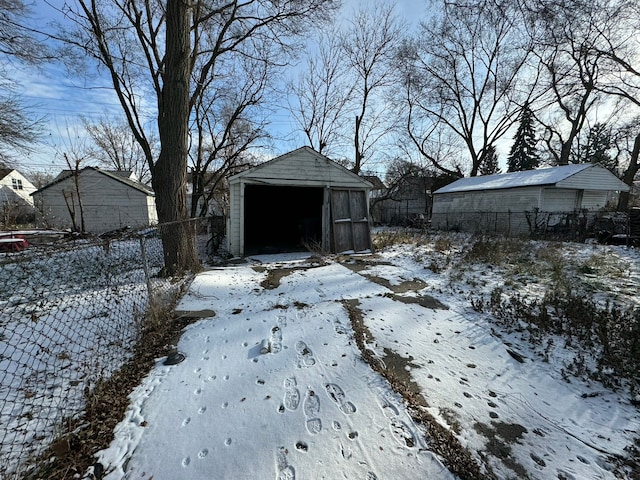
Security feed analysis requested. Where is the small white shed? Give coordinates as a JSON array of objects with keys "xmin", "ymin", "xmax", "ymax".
[
  {"xmin": 227, "ymin": 147, "xmax": 373, "ymax": 256},
  {"xmin": 32, "ymin": 167, "xmax": 157, "ymax": 233},
  {"xmin": 431, "ymin": 164, "xmax": 630, "ymax": 235}
]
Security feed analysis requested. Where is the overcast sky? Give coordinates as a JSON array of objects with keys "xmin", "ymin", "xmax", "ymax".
[{"xmin": 17, "ymin": 0, "xmax": 430, "ymax": 177}]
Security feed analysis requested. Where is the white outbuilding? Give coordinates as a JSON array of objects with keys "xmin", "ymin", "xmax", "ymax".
[
  {"xmin": 32, "ymin": 167, "xmax": 157, "ymax": 234},
  {"xmin": 430, "ymin": 164, "xmax": 630, "ymax": 236},
  {"xmin": 227, "ymin": 147, "xmax": 373, "ymax": 257}
]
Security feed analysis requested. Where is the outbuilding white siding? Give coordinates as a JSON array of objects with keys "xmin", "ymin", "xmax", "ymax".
[
  {"xmin": 431, "ymin": 164, "xmax": 629, "ymax": 236},
  {"xmin": 32, "ymin": 167, "xmax": 157, "ymax": 233},
  {"xmin": 227, "ymin": 147, "xmax": 372, "ymax": 257}
]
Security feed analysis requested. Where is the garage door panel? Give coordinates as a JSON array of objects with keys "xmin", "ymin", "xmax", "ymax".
[{"xmin": 330, "ymin": 189, "xmax": 371, "ymax": 253}]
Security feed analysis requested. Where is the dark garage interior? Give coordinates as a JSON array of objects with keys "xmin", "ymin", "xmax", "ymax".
[{"xmin": 244, "ymin": 185, "xmax": 324, "ymax": 255}]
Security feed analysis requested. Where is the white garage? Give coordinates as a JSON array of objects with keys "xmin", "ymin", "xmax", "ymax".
[
  {"xmin": 227, "ymin": 147, "xmax": 373, "ymax": 257},
  {"xmin": 431, "ymin": 164, "xmax": 630, "ymax": 236}
]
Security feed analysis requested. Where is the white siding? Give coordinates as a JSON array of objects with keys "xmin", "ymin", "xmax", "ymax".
[
  {"xmin": 230, "ymin": 147, "xmax": 370, "ymax": 189},
  {"xmin": 0, "ymin": 170, "xmax": 36, "ymax": 206},
  {"xmin": 431, "ymin": 187, "xmax": 543, "ymax": 235},
  {"xmin": 540, "ymin": 188, "xmax": 578, "ymax": 211},
  {"xmin": 557, "ymin": 166, "xmax": 629, "ymax": 191},
  {"xmin": 227, "ymin": 181, "xmax": 242, "ymax": 256},
  {"xmin": 430, "ymin": 165, "xmax": 628, "ymax": 236},
  {"xmin": 432, "ymin": 187, "xmax": 542, "ymax": 214},
  {"xmin": 581, "ymin": 190, "xmax": 610, "ymax": 210}
]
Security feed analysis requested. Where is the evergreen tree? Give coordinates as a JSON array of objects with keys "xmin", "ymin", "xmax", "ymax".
[
  {"xmin": 507, "ymin": 103, "xmax": 540, "ymax": 172},
  {"xmin": 479, "ymin": 144, "xmax": 500, "ymax": 175}
]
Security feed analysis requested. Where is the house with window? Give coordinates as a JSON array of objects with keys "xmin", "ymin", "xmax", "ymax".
[{"xmin": 0, "ymin": 168, "xmax": 37, "ymax": 226}]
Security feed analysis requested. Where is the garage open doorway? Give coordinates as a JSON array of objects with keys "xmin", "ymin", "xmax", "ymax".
[{"xmin": 244, "ymin": 185, "xmax": 324, "ymax": 255}]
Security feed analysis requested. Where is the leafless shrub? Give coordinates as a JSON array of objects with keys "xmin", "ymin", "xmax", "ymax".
[{"xmin": 476, "ymin": 287, "xmax": 640, "ymax": 394}]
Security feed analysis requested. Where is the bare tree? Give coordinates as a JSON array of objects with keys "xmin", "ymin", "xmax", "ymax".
[
  {"xmin": 51, "ymin": 123, "xmax": 95, "ymax": 233},
  {"xmin": 61, "ymin": 152, "xmax": 88, "ymax": 233},
  {"xmin": 402, "ymin": 0, "xmax": 532, "ymax": 177},
  {"xmin": 190, "ymin": 55, "xmax": 269, "ymax": 218},
  {"xmin": 288, "ymin": 32, "xmax": 354, "ymax": 156},
  {"xmin": 587, "ymin": 0, "xmax": 640, "ymax": 209},
  {"xmin": 340, "ymin": 3, "xmax": 404, "ymax": 174},
  {"xmin": 0, "ymin": 0, "xmax": 49, "ymax": 161},
  {"xmin": 530, "ymin": 3, "xmax": 606, "ymax": 166},
  {"xmin": 83, "ymin": 117, "xmax": 154, "ymax": 184},
  {"xmin": 60, "ymin": 0, "xmax": 338, "ymax": 274},
  {"xmin": 527, "ymin": 0, "xmax": 640, "ymax": 208}
]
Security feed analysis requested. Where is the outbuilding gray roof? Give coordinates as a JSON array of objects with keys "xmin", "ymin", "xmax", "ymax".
[
  {"xmin": 434, "ymin": 164, "xmax": 628, "ymax": 194},
  {"xmin": 32, "ymin": 167, "xmax": 154, "ymax": 196}
]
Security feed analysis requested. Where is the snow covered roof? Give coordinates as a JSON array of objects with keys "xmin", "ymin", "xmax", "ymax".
[{"xmin": 433, "ymin": 164, "xmax": 628, "ymax": 194}]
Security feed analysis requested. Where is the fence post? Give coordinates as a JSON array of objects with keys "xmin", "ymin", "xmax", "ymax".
[{"xmin": 140, "ymin": 235, "xmax": 153, "ymax": 299}]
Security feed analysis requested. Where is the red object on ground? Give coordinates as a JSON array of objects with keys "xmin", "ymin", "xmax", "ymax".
[{"xmin": 0, "ymin": 235, "xmax": 29, "ymax": 252}]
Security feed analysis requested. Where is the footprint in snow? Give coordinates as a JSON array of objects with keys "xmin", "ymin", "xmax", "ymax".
[
  {"xmin": 275, "ymin": 446, "xmax": 296, "ymax": 480},
  {"xmin": 303, "ymin": 389, "xmax": 320, "ymax": 417},
  {"xmin": 283, "ymin": 377, "xmax": 300, "ymax": 411},
  {"xmin": 377, "ymin": 396, "xmax": 416, "ymax": 449},
  {"xmin": 325, "ymin": 383, "xmax": 356, "ymax": 415},
  {"xmin": 302, "ymin": 388, "xmax": 322, "ymax": 435},
  {"xmin": 306, "ymin": 418, "xmax": 322, "ymax": 435},
  {"xmin": 269, "ymin": 326, "xmax": 283, "ymax": 354},
  {"xmin": 378, "ymin": 398, "xmax": 399, "ymax": 419},
  {"xmin": 295, "ymin": 341, "xmax": 316, "ymax": 367},
  {"xmin": 390, "ymin": 418, "xmax": 416, "ymax": 448}
]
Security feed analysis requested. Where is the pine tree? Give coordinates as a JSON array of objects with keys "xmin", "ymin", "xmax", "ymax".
[
  {"xmin": 479, "ymin": 144, "xmax": 500, "ymax": 175},
  {"xmin": 507, "ymin": 103, "xmax": 540, "ymax": 172}
]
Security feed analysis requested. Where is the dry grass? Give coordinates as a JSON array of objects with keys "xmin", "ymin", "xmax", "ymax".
[
  {"xmin": 342, "ymin": 298, "xmax": 489, "ymax": 480},
  {"xmin": 25, "ymin": 293, "xmax": 198, "ymax": 480}
]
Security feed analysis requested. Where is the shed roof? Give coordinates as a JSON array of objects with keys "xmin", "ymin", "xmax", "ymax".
[
  {"xmin": 32, "ymin": 166, "xmax": 154, "ymax": 196},
  {"xmin": 434, "ymin": 164, "xmax": 629, "ymax": 194}
]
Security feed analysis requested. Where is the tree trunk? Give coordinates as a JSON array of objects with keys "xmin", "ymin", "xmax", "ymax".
[
  {"xmin": 559, "ymin": 140, "xmax": 572, "ymax": 166},
  {"xmin": 153, "ymin": 0, "xmax": 200, "ymax": 275},
  {"xmin": 190, "ymin": 169, "xmax": 203, "ymax": 218},
  {"xmin": 353, "ymin": 115, "xmax": 362, "ymax": 174},
  {"xmin": 617, "ymin": 132, "xmax": 640, "ymax": 211}
]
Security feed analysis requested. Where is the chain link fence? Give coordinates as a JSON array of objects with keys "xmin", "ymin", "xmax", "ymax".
[
  {"xmin": 0, "ymin": 218, "xmax": 212, "ymax": 478},
  {"xmin": 429, "ymin": 209, "xmax": 640, "ymax": 243}
]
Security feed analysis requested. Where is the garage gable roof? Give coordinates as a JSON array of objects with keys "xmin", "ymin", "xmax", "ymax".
[
  {"xmin": 32, "ymin": 166, "xmax": 154, "ymax": 197},
  {"xmin": 434, "ymin": 164, "xmax": 629, "ymax": 194},
  {"xmin": 229, "ymin": 146, "xmax": 372, "ymax": 188}
]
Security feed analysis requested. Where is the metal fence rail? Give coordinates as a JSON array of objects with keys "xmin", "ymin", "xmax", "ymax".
[
  {"xmin": 429, "ymin": 209, "xmax": 630, "ymax": 241},
  {"xmin": 0, "ymin": 221, "xmax": 206, "ymax": 478}
]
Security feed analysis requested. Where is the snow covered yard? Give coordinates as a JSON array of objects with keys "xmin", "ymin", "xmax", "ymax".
[
  {"xmin": 0, "ymin": 237, "xmax": 170, "ymax": 477},
  {"xmin": 91, "ymin": 233, "xmax": 639, "ymax": 480}
]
